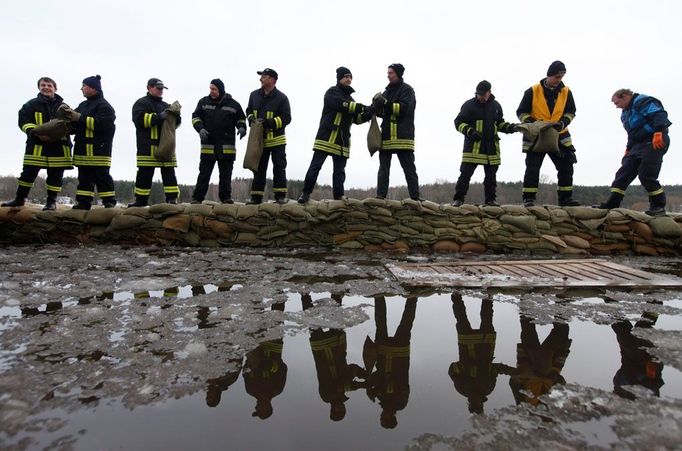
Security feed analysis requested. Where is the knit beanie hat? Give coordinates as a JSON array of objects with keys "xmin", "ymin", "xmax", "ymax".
[
  {"xmin": 388, "ymin": 63, "xmax": 405, "ymax": 78},
  {"xmin": 336, "ymin": 66, "xmax": 352, "ymax": 81},
  {"xmin": 547, "ymin": 61, "xmax": 567, "ymax": 77},
  {"xmin": 210, "ymin": 78, "xmax": 225, "ymax": 97},
  {"xmin": 82, "ymin": 75, "xmax": 102, "ymax": 91}
]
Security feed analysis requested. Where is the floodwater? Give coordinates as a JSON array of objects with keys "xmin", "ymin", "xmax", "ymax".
[{"xmin": 1, "ymin": 246, "xmax": 682, "ymax": 450}]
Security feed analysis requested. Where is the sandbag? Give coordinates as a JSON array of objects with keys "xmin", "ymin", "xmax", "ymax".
[
  {"xmin": 517, "ymin": 121, "xmax": 559, "ymax": 153},
  {"xmin": 156, "ymin": 101, "xmax": 181, "ymax": 162},
  {"xmin": 243, "ymin": 121, "xmax": 264, "ymax": 172},
  {"xmin": 31, "ymin": 119, "xmax": 70, "ymax": 143},
  {"xmin": 367, "ymin": 115, "xmax": 381, "ymax": 156}
]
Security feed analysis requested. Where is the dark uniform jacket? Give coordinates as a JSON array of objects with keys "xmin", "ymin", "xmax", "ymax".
[
  {"xmin": 73, "ymin": 92, "xmax": 116, "ymax": 167},
  {"xmin": 517, "ymin": 79, "xmax": 576, "ymax": 152},
  {"xmin": 313, "ymin": 84, "xmax": 370, "ymax": 158},
  {"xmin": 377, "ymin": 80, "xmax": 416, "ymax": 151},
  {"xmin": 621, "ymin": 93, "xmax": 671, "ymax": 150},
  {"xmin": 246, "ymin": 87, "xmax": 291, "ymax": 149},
  {"xmin": 132, "ymin": 93, "xmax": 181, "ymax": 167},
  {"xmin": 18, "ymin": 93, "xmax": 73, "ymax": 168},
  {"xmin": 191, "ymin": 94, "xmax": 246, "ymax": 159},
  {"xmin": 455, "ymin": 95, "xmax": 513, "ymax": 165}
]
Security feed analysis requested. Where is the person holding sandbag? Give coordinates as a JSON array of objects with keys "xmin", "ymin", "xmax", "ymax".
[
  {"xmin": 128, "ymin": 78, "xmax": 182, "ymax": 207},
  {"xmin": 3, "ymin": 77, "xmax": 73, "ymax": 210}
]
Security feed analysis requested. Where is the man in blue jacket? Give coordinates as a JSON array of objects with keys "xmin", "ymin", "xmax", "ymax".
[{"xmin": 596, "ymin": 89, "xmax": 671, "ymax": 215}]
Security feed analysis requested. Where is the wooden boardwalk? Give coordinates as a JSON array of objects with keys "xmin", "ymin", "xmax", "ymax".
[{"xmin": 387, "ymin": 259, "xmax": 682, "ymax": 288}]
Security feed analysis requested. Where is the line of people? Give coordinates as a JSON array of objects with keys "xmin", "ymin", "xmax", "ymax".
[{"xmin": 2, "ymin": 61, "xmax": 672, "ymax": 216}]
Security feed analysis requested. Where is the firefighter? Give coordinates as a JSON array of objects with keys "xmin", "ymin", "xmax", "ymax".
[
  {"xmin": 246, "ymin": 68, "xmax": 291, "ymax": 204},
  {"xmin": 190, "ymin": 78, "xmax": 246, "ymax": 204},
  {"xmin": 509, "ymin": 317, "xmax": 572, "ymax": 406},
  {"xmin": 452, "ymin": 80, "xmax": 518, "ymax": 207},
  {"xmin": 372, "ymin": 63, "xmax": 422, "ymax": 201},
  {"xmin": 3, "ymin": 77, "xmax": 73, "ymax": 211},
  {"xmin": 64, "ymin": 75, "xmax": 117, "ymax": 210},
  {"xmin": 517, "ymin": 61, "xmax": 580, "ymax": 207},
  {"xmin": 128, "ymin": 78, "xmax": 181, "ymax": 207},
  {"xmin": 298, "ymin": 67, "xmax": 373, "ymax": 204},
  {"xmin": 365, "ymin": 296, "xmax": 417, "ymax": 429},
  {"xmin": 302, "ymin": 293, "xmax": 366, "ymax": 421},
  {"xmin": 448, "ymin": 293, "xmax": 514, "ymax": 414},
  {"xmin": 595, "ymin": 89, "xmax": 671, "ymax": 216}
]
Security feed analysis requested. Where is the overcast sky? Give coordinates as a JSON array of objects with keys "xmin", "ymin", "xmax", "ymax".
[{"xmin": 1, "ymin": 0, "xmax": 679, "ymax": 193}]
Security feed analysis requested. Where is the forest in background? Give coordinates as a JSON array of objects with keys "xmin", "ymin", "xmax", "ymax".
[{"xmin": 1, "ymin": 175, "xmax": 681, "ymax": 212}]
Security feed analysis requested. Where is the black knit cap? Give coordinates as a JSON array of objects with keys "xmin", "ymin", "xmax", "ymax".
[
  {"xmin": 82, "ymin": 75, "xmax": 102, "ymax": 91},
  {"xmin": 388, "ymin": 63, "xmax": 405, "ymax": 78},
  {"xmin": 336, "ymin": 66, "xmax": 352, "ymax": 81},
  {"xmin": 475, "ymin": 80, "xmax": 491, "ymax": 95},
  {"xmin": 547, "ymin": 60, "xmax": 567, "ymax": 77},
  {"xmin": 210, "ymin": 78, "xmax": 225, "ymax": 97}
]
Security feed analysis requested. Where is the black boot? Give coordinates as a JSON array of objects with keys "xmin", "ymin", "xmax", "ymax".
[
  {"xmin": 297, "ymin": 193, "xmax": 310, "ymax": 204},
  {"xmin": 128, "ymin": 196, "xmax": 148, "ymax": 208},
  {"xmin": 2, "ymin": 197, "xmax": 26, "ymax": 208},
  {"xmin": 247, "ymin": 196, "xmax": 262, "ymax": 205},
  {"xmin": 592, "ymin": 192, "xmax": 623, "ymax": 210},
  {"xmin": 558, "ymin": 191, "xmax": 580, "ymax": 207},
  {"xmin": 102, "ymin": 200, "xmax": 117, "ymax": 208},
  {"xmin": 523, "ymin": 197, "xmax": 536, "ymax": 208},
  {"xmin": 72, "ymin": 202, "xmax": 91, "ymax": 210},
  {"xmin": 43, "ymin": 194, "xmax": 57, "ymax": 211},
  {"xmin": 166, "ymin": 198, "xmax": 178, "ymax": 205}
]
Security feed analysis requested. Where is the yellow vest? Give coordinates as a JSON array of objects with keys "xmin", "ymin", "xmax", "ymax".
[{"xmin": 531, "ymin": 84, "xmax": 569, "ymax": 134}]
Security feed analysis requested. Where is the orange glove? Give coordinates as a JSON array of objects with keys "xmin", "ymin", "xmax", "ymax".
[{"xmin": 652, "ymin": 131, "xmax": 665, "ymax": 150}]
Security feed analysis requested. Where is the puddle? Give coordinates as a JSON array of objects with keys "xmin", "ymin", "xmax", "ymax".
[{"xmin": 1, "ymin": 246, "xmax": 682, "ymax": 449}]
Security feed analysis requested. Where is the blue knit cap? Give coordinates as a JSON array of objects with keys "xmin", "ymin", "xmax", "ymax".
[{"xmin": 82, "ymin": 75, "xmax": 102, "ymax": 91}]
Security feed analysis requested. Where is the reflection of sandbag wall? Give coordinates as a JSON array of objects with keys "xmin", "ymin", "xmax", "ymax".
[{"xmin": 1, "ymin": 200, "xmax": 681, "ymax": 256}]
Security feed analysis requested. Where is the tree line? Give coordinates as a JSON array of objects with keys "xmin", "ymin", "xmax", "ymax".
[{"xmin": 1, "ymin": 175, "xmax": 680, "ymax": 211}]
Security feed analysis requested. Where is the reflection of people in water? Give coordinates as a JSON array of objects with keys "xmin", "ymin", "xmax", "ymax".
[
  {"xmin": 243, "ymin": 301, "xmax": 288, "ymax": 419},
  {"xmin": 205, "ymin": 358, "xmax": 243, "ymax": 407},
  {"xmin": 448, "ymin": 293, "xmax": 514, "ymax": 414},
  {"xmin": 301, "ymin": 293, "xmax": 366, "ymax": 421},
  {"xmin": 509, "ymin": 316, "xmax": 572, "ymax": 406},
  {"xmin": 612, "ymin": 312, "xmax": 664, "ymax": 399},
  {"xmin": 364, "ymin": 296, "xmax": 417, "ymax": 429}
]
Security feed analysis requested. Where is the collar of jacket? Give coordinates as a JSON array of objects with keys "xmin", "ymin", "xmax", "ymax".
[
  {"xmin": 87, "ymin": 92, "xmax": 104, "ymax": 101},
  {"xmin": 337, "ymin": 83, "xmax": 355, "ymax": 95},
  {"xmin": 540, "ymin": 78, "xmax": 564, "ymax": 91},
  {"xmin": 259, "ymin": 86, "xmax": 278, "ymax": 98},
  {"xmin": 473, "ymin": 93, "xmax": 496, "ymax": 104},
  {"xmin": 211, "ymin": 93, "xmax": 233, "ymax": 104},
  {"xmin": 146, "ymin": 92, "xmax": 163, "ymax": 102},
  {"xmin": 37, "ymin": 93, "xmax": 62, "ymax": 103},
  {"xmin": 385, "ymin": 80, "xmax": 404, "ymax": 91}
]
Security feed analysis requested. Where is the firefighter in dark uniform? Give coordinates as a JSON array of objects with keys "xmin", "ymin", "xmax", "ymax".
[
  {"xmin": 190, "ymin": 78, "xmax": 246, "ymax": 204},
  {"xmin": 298, "ymin": 66, "xmax": 373, "ymax": 204},
  {"xmin": 365, "ymin": 296, "xmax": 417, "ymax": 429},
  {"xmin": 509, "ymin": 317, "xmax": 572, "ymax": 406},
  {"xmin": 596, "ymin": 89, "xmax": 672, "ymax": 216},
  {"xmin": 205, "ymin": 358, "xmax": 243, "ymax": 407},
  {"xmin": 65, "ymin": 75, "xmax": 117, "ymax": 210},
  {"xmin": 3, "ymin": 77, "xmax": 73, "ymax": 211},
  {"xmin": 611, "ymin": 313, "xmax": 664, "ymax": 399},
  {"xmin": 243, "ymin": 301, "xmax": 288, "ymax": 419},
  {"xmin": 246, "ymin": 68, "xmax": 291, "ymax": 204},
  {"xmin": 302, "ymin": 293, "xmax": 366, "ymax": 421},
  {"xmin": 452, "ymin": 80, "xmax": 518, "ymax": 207},
  {"xmin": 448, "ymin": 293, "xmax": 514, "ymax": 414},
  {"xmin": 372, "ymin": 63, "xmax": 421, "ymax": 201},
  {"xmin": 129, "ymin": 78, "xmax": 181, "ymax": 207},
  {"xmin": 517, "ymin": 61, "xmax": 580, "ymax": 207}
]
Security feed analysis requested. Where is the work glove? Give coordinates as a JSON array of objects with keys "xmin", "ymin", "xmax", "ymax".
[
  {"xmin": 467, "ymin": 129, "xmax": 482, "ymax": 141},
  {"xmin": 652, "ymin": 131, "xmax": 665, "ymax": 150},
  {"xmin": 507, "ymin": 123, "xmax": 519, "ymax": 133},
  {"xmin": 552, "ymin": 121, "xmax": 565, "ymax": 131},
  {"xmin": 158, "ymin": 111, "xmax": 168, "ymax": 121},
  {"xmin": 372, "ymin": 93, "xmax": 387, "ymax": 109},
  {"xmin": 238, "ymin": 127, "xmax": 246, "ymax": 140},
  {"xmin": 247, "ymin": 114, "xmax": 255, "ymax": 126},
  {"xmin": 199, "ymin": 128, "xmax": 210, "ymax": 141}
]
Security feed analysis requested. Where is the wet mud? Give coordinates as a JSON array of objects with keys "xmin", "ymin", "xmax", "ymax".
[{"xmin": 1, "ymin": 245, "xmax": 681, "ymax": 450}]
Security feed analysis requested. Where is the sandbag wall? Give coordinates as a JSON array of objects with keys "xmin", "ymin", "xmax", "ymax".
[{"xmin": 1, "ymin": 199, "xmax": 681, "ymax": 256}]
